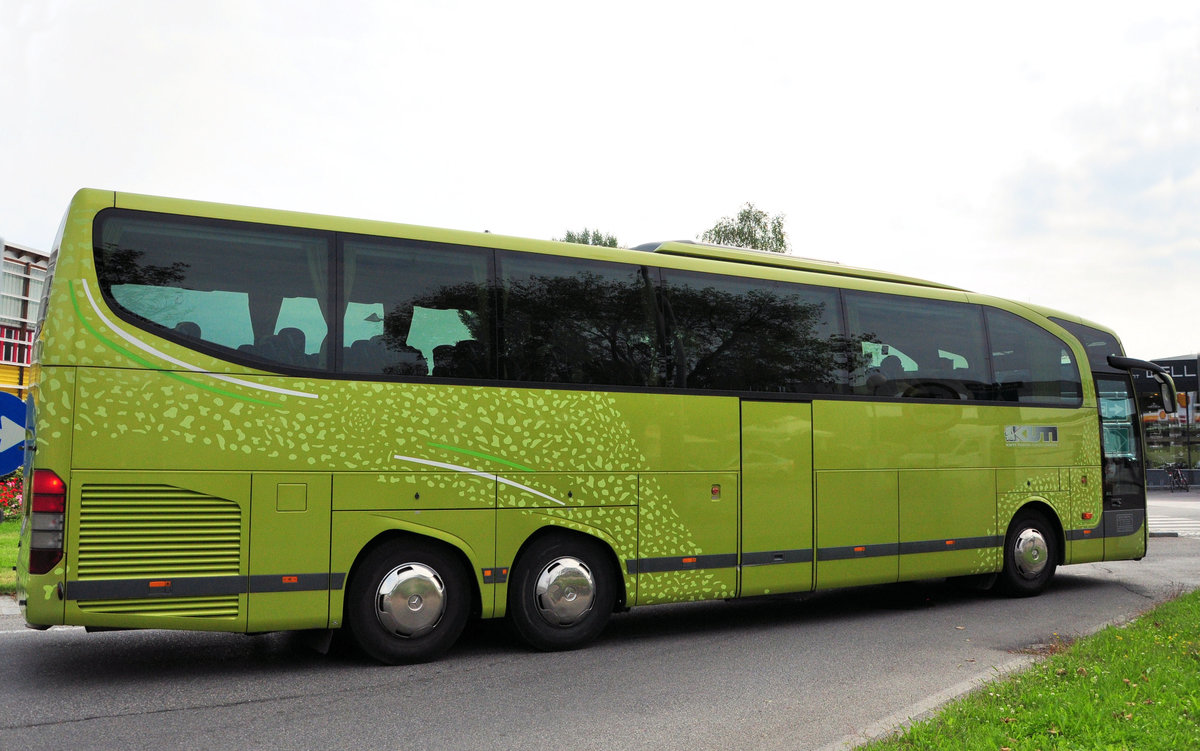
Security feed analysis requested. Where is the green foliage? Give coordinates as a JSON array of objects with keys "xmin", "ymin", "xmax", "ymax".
[
  {"xmin": 0, "ymin": 518, "xmax": 17, "ymax": 595},
  {"xmin": 864, "ymin": 589, "xmax": 1200, "ymax": 750},
  {"xmin": 559, "ymin": 229, "xmax": 619, "ymax": 248},
  {"xmin": 699, "ymin": 203, "xmax": 790, "ymax": 254}
]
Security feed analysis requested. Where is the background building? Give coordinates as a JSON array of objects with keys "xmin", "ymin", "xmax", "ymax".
[
  {"xmin": 0, "ymin": 239, "xmax": 49, "ymax": 397},
  {"xmin": 1135, "ymin": 354, "xmax": 1199, "ymax": 487}
]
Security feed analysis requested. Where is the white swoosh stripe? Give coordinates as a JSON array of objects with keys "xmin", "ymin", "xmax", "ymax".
[
  {"xmin": 393, "ymin": 454, "xmax": 566, "ymax": 506},
  {"xmin": 82, "ymin": 280, "xmax": 318, "ymax": 399}
]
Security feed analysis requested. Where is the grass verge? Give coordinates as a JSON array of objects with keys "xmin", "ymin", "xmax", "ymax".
[
  {"xmin": 0, "ymin": 518, "xmax": 17, "ymax": 595},
  {"xmin": 862, "ymin": 588, "xmax": 1200, "ymax": 750}
]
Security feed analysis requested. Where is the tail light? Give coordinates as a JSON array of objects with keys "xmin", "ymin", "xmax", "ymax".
[{"xmin": 29, "ymin": 470, "xmax": 65, "ymax": 575}]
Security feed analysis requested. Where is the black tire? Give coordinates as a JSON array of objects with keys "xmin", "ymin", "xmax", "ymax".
[
  {"xmin": 998, "ymin": 511, "xmax": 1058, "ymax": 597},
  {"xmin": 345, "ymin": 538, "xmax": 471, "ymax": 664},
  {"xmin": 508, "ymin": 534, "xmax": 616, "ymax": 652}
]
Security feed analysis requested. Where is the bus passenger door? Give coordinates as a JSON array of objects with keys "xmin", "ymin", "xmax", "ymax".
[
  {"xmin": 740, "ymin": 400, "xmax": 814, "ymax": 597},
  {"xmin": 1096, "ymin": 375, "xmax": 1148, "ymax": 561},
  {"xmin": 248, "ymin": 473, "xmax": 333, "ymax": 631}
]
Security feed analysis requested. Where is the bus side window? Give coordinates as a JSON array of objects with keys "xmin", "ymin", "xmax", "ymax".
[
  {"xmin": 985, "ymin": 309, "xmax": 1082, "ymax": 406},
  {"xmin": 341, "ymin": 237, "xmax": 491, "ymax": 379},
  {"xmin": 658, "ymin": 270, "xmax": 842, "ymax": 393},
  {"xmin": 844, "ymin": 292, "xmax": 990, "ymax": 401},
  {"xmin": 498, "ymin": 252, "xmax": 659, "ymax": 388}
]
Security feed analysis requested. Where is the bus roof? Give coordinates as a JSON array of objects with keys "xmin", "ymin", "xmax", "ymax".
[
  {"xmin": 1016, "ymin": 300, "xmax": 1118, "ymax": 337},
  {"xmin": 104, "ymin": 189, "xmax": 968, "ymax": 293},
  {"xmin": 633, "ymin": 240, "xmax": 966, "ymax": 292}
]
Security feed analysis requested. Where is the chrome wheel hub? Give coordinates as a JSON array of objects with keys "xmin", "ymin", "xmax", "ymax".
[
  {"xmin": 375, "ymin": 562, "xmax": 445, "ymax": 638},
  {"xmin": 1013, "ymin": 528, "xmax": 1049, "ymax": 579},
  {"xmin": 534, "ymin": 556, "xmax": 596, "ymax": 626}
]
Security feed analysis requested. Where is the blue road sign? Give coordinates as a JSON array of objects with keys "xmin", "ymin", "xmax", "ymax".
[{"xmin": 0, "ymin": 391, "xmax": 26, "ymax": 476}]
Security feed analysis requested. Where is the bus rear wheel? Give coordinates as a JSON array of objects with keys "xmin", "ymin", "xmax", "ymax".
[
  {"xmin": 998, "ymin": 511, "xmax": 1058, "ymax": 597},
  {"xmin": 508, "ymin": 534, "xmax": 616, "ymax": 651},
  {"xmin": 345, "ymin": 538, "xmax": 470, "ymax": 664}
]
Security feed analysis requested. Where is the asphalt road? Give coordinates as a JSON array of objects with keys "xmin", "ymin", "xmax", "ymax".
[
  {"xmin": 3, "ymin": 533, "xmax": 1200, "ymax": 751},
  {"xmin": 1148, "ymin": 488, "xmax": 1200, "ymax": 536}
]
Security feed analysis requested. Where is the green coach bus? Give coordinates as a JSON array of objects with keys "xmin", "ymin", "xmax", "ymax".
[{"xmin": 16, "ymin": 189, "xmax": 1176, "ymax": 663}]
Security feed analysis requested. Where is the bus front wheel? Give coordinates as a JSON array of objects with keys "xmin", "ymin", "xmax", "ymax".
[
  {"xmin": 345, "ymin": 538, "xmax": 470, "ymax": 664},
  {"xmin": 998, "ymin": 511, "xmax": 1058, "ymax": 597},
  {"xmin": 508, "ymin": 534, "xmax": 616, "ymax": 651}
]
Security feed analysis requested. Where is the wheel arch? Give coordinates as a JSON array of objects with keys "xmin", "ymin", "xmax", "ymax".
[
  {"xmin": 510, "ymin": 525, "xmax": 628, "ymax": 611},
  {"xmin": 346, "ymin": 529, "xmax": 483, "ymax": 619},
  {"xmin": 1006, "ymin": 499, "xmax": 1066, "ymax": 565}
]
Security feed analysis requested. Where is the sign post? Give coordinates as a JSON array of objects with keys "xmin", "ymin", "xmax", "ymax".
[{"xmin": 0, "ymin": 391, "xmax": 26, "ymax": 476}]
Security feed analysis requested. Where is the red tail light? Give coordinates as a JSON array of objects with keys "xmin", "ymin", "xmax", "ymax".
[
  {"xmin": 32, "ymin": 470, "xmax": 66, "ymax": 512},
  {"xmin": 29, "ymin": 469, "xmax": 65, "ymax": 574}
]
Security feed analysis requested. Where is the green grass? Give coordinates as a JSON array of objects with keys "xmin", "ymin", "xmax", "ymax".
[
  {"xmin": 0, "ymin": 518, "xmax": 17, "ymax": 595},
  {"xmin": 863, "ymin": 589, "xmax": 1200, "ymax": 750}
]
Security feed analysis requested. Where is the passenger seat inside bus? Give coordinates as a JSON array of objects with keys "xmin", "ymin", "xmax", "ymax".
[
  {"xmin": 257, "ymin": 327, "xmax": 309, "ymax": 367},
  {"xmin": 432, "ymin": 340, "xmax": 486, "ymax": 378},
  {"xmin": 871, "ymin": 354, "xmax": 905, "ymax": 396},
  {"xmin": 173, "ymin": 321, "xmax": 202, "ymax": 339},
  {"xmin": 346, "ymin": 336, "xmax": 428, "ymax": 376}
]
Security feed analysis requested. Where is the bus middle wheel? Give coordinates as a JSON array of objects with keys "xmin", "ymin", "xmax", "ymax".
[
  {"xmin": 345, "ymin": 538, "xmax": 470, "ymax": 664},
  {"xmin": 508, "ymin": 534, "xmax": 616, "ymax": 651}
]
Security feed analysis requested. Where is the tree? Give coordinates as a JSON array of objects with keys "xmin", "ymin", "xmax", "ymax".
[
  {"xmin": 558, "ymin": 228, "xmax": 619, "ymax": 248},
  {"xmin": 699, "ymin": 203, "xmax": 790, "ymax": 254}
]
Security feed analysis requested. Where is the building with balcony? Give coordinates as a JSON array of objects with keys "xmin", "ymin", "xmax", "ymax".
[{"xmin": 0, "ymin": 239, "xmax": 49, "ymax": 397}]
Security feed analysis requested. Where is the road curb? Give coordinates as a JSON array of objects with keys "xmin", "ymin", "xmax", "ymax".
[{"xmin": 816, "ymin": 654, "xmax": 1038, "ymax": 751}]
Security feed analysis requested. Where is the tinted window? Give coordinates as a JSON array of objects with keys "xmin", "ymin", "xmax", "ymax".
[
  {"xmin": 95, "ymin": 211, "xmax": 333, "ymax": 370},
  {"xmin": 498, "ymin": 252, "xmax": 659, "ymax": 387},
  {"xmin": 341, "ymin": 237, "xmax": 492, "ymax": 378},
  {"xmin": 1050, "ymin": 317, "xmax": 1124, "ymax": 372},
  {"xmin": 1097, "ymin": 374, "xmax": 1145, "ymax": 505},
  {"xmin": 986, "ymin": 309, "xmax": 1082, "ymax": 405},
  {"xmin": 661, "ymin": 270, "xmax": 843, "ymax": 392},
  {"xmin": 844, "ymin": 292, "xmax": 991, "ymax": 400}
]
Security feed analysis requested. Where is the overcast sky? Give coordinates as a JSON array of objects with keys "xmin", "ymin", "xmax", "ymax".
[{"xmin": 2, "ymin": 1, "xmax": 1198, "ymax": 360}]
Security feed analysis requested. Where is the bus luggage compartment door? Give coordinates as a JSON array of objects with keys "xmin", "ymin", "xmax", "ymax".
[{"xmin": 248, "ymin": 473, "xmax": 332, "ymax": 631}]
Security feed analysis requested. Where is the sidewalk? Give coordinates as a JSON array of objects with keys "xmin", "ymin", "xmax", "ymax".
[
  {"xmin": 1148, "ymin": 488, "xmax": 1194, "ymax": 500},
  {"xmin": 0, "ymin": 594, "xmax": 23, "ymax": 633}
]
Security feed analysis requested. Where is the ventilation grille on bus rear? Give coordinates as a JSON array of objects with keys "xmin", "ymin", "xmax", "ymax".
[
  {"xmin": 76, "ymin": 595, "xmax": 240, "ymax": 618},
  {"xmin": 75, "ymin": 484, "xmax": 241, "ymax": 618}
]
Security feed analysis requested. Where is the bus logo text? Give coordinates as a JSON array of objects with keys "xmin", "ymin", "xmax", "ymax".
[{"xmin": 1005, "ymin": 425, "xmax": 1059, "ymax": 445}]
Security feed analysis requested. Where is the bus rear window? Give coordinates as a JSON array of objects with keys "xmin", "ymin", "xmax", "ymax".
[{"xmin": 95, "ymin": 210, "xmax": 333, "ymax": 371}]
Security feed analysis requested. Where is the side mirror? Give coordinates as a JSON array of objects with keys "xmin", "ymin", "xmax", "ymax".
[
  {"xmin": 1107, "ymin": 355, "xmax": 1177, "ymax": 412},
  {"xmin": 1156, "ymin": 372, "xmax": 1178, "ymax": 414}
]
